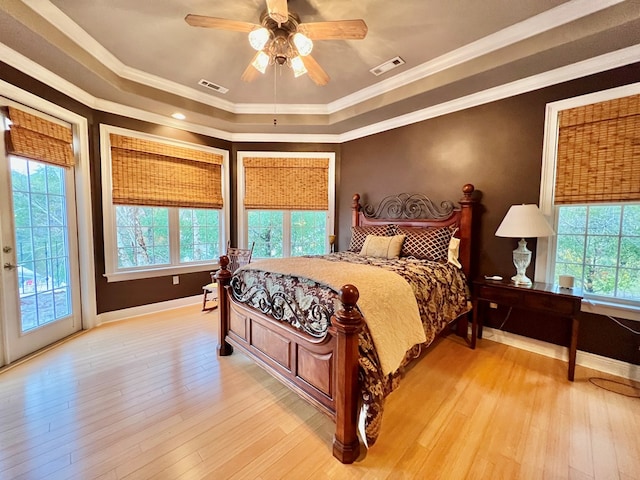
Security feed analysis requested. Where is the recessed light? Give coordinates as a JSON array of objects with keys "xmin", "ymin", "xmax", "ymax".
[{"xmin": 171, "ymin": 112, "xmax": 186, "ymax": 120}]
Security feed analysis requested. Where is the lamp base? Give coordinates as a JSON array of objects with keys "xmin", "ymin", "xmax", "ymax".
[
  {"xmin": 511, "ymin": 238, "xmax": 532, "ymax": 286},
  {"xmin": 511, "ymin": 273, "xmax": 532, "ymax": 286}
]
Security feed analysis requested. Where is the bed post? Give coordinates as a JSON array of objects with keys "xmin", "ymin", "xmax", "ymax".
[
  {"xmin": 215, "ymin": 255, "xmax": 233, "ymax": 356},
  {"xmin": 458, "ymin": 183, "xmax": 476, "ymax": 280},
  {"xmin": 352, "ymin": 193, "xmax": 361, "ymax": 227},
  {"xmin": 329, "ymin": 284, "xmax": 363, "ymax": 464},
  {"xmin": 457, "ymin": 184, "xmax": 476, "ymax": 338}
]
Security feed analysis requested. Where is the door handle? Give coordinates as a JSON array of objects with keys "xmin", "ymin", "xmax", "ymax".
[{"xmin": 3, "ymin": 263, "xmax": 17, "ymax": 270}]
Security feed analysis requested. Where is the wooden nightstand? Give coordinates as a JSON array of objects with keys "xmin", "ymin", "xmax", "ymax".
[{"xmin": 471, "ymin": 279, "xmax": 583, "ymax": 381}]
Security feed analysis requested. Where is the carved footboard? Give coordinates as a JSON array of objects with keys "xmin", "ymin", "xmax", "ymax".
[{"xmin": 216, "ymin": 258, "xmax": 363, "ymax": 463}]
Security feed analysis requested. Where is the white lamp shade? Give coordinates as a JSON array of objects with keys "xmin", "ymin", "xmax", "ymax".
[
  {"xmin": 290, "ymin": 56, "xmax": 307, "ymax": 77},
  {"xmin": 495, "ymin": 204, "xmax": 555, "ymax": 238},
  {"xmin": 248, "ymin": 27, "xmax": 270, "ymax": 51},
  {"xmin": 252, "ymin": 51, "xmax": 270, "ymax": 74},
  {"xmin": 292, "ymin": 32, "xmax": 313, "ymax": 56}
]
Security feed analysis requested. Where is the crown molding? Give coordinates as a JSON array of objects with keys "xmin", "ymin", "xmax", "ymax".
[
  {"xmin": 339, "ymin": 44, "xmax": 640, "ymax": 142},
  {"xmin": 1, "ymin": 40, "xmax": 638, "ymax": 144}
]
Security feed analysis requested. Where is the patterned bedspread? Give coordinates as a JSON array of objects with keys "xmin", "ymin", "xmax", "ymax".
[{"xmin": 229, "ymin": 251, "xmax": 471, "ymax": 446}]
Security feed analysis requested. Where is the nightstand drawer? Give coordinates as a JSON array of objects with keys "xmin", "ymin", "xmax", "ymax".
[
  {"xmin": 522, "ymin": 294, "xmax": 575, "ymax": 315},
  {"xmin": 477, "ymin": 285, "xmax": 522, "ymax": 304}
]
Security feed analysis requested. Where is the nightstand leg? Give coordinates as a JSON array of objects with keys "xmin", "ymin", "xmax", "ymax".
[
  {"xmin": 568, "ymin": 316, "xmax": 579, "ymax": 381},
  {"xmin": 471, "ymin": 299, "xmax": 478, "ymax": 349}
]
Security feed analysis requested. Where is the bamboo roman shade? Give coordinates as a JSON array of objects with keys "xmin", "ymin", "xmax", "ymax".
[
  {"xmin": 110, "ymin": 133, "xmax": 224, "ymax": 209},
  {"xmin": 5, "ymin": 106, "xmax": 75, "ymax": 167},
  {"xmin": 555, "ymin": 94, "xmax": 640, "ymax": 204},
  {"xmin": 243, "ymin": 157, "xmax": 329, "ymax": 210}
]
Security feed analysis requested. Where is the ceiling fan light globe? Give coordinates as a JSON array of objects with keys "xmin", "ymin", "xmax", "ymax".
[
  {"xmin": 291, "ymin": 56, "xmax": 307, "ymax": 77},
  {"xmin": 252, "ymin": 51, "xmax": 270, "ymax": 74},
  {"xmin": 292, "ymin": 32, "xmax": 313, "ymax": 56},
  {"xmin": 248, "ymin": 27, "xmax": 270, "ymax": 51}
]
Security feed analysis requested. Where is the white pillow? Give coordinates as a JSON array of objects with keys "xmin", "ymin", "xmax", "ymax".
[
  {"xmin": 359, "ymin": 234, "xmax": 405, "ymax": 259},
  {"xmin": 448, "ymin": 236, "xmax": 462, "ymax": 268}
]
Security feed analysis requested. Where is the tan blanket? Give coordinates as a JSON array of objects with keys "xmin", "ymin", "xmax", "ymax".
[{"xmin": 239, "ymin": 257, "xmax": 426, "ymax": 376}]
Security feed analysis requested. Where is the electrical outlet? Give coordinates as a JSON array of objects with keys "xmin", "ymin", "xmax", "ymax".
[
  {"xmin": 489, "ymin": 302, "xmax": 498, "ymax": 309},
  {"xmin": 172, "ymin": 275, "xmax": 179, "ymax": 285}
]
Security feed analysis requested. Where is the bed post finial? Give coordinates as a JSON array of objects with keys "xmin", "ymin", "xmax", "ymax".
[
  {"xmin": 352, "ymin": 193, "xmax": 361, "ymax": 227},
  {"xmin": 462, "ymin": 183, "xmax": 475, "ymax": 200},
  {"xmin": 330, "ymin": 284, "xmax": 363, "ymax": 464},
  {"xmin": 215, "ymin": 255, "xmax": 233, "ymax": 356}
]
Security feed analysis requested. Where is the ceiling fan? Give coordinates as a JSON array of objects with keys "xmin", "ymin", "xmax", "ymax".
[{"xmin": 185, "ymin": 0, "xmax": 368, "ymax": 86}]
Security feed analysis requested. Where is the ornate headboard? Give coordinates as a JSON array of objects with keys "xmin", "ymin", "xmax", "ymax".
[{"xmin": 351, "ymin": 184, "xmax": 477, "ymax": 278}]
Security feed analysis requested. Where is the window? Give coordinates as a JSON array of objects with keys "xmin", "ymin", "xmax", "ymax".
[
  {"xmin": 539, "ymin": 85, "xmax": 640, "ymax": 319},
  {"xmin": 238, "ymin": 152, "xmax": 335, "ymax": 258},
  {"xmin": 248, "ymin": 210, "xmax": 327, "ymax": 258},
  {"xmin": 555, "ymin": 204, "xmax": 640, "ymax": 303},
  {"xmin": 101, "ymin": 126, "xmax": 229, "ymax": 281}
]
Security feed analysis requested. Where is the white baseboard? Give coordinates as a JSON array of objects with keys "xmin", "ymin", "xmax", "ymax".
[
  {"xmin": 481, "ymin": 327, "xmax": 640, "ymax": 383},
  {"xmin": 96, "ymin": 295, "xmax": 201, "ymax": 325}
]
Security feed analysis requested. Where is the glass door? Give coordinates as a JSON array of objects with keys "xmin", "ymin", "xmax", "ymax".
[{"xmin": 0, "ymin": 115, "xmax": 81, "ymax": 365}]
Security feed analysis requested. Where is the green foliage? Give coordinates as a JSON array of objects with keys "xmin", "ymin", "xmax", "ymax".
[
  {"xmin": 248, "ymin": 210, "xmax": 327, "ymax": 258},
  {"xmin": 115, "ymin": 206, "xmax": 169, "ymax": 267},
  {"xmin": 291, "ymin": 211, "xmax": 326, "ymax": 256},
  {"xmin": 555, "ymin": 204, "xmax": 639, "ymax": 301},
  {"xmin": 248, "ymin": 211, "xmax": 283, "ymax": 258}
]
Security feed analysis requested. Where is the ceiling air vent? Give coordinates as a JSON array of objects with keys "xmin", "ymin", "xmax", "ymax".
[
  {"xmin": 198, "ymin": 79, "xmax": 229, "ymax": 94},
  {"xmin": 369, "ymin": 56, "xmax": 405, "ymax": 76}
]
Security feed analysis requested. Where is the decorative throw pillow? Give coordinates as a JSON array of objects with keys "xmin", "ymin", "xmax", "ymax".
[
  {"xmin": 395, "ymin": 225, "xmax": 456, "ymax": 261},
  {"xmin": 348, "ymin": 224, "xmax": 394, "ymax": 252},
  {"xmin": 359, "ymin": 234, "xmax": 406, "ymax": 259},
  {"xmin": 448, "ymin": 236, "xmax": 462, "ymax": 268}
]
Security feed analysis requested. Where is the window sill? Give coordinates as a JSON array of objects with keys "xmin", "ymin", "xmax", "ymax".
[
  {"xmin": 104, "ymin": 263, "xmax": 220, "ymax": 282},
  {"xmin": 581, "ymin": 298, "xmax": 640, "ymax": 322}
]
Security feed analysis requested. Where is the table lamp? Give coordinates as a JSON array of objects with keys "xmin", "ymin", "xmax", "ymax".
[{"xmin": 495, "ymin": 204, "xmax": 555, "ymax": 285}]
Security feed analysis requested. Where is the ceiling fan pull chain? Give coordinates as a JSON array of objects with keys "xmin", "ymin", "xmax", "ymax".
[{"xmin": 273, "ymin": 64, "xmax": 278, "ymax": 126}]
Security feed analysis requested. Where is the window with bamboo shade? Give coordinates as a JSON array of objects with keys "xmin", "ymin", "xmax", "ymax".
[
  {"xmin": 102, "ymin": 126, "xmax": 229, "ymax": 282},
  {"xmin": 555, "ymin": 93, "xmax": 640, "ymax": 204},
  {"xmin": 5, "ymin": 106, "xmax": 75, "ymax": 168},
  {"xmin": 109, "ymin": 133, "xmax": 224, "ymax": 209},
  {"xmin": 243, "ymin": 156, "xmax": 329, "ymax": 210},
  {"xmin": 238, "ymin": 152, "xmax": 335, "ymax": 258},
  {"xmin": 543, "ymin": 90, "xmax": 640, "ymax": 310}
]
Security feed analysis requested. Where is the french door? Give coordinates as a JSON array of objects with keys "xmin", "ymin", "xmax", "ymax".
[{"xmin": 0, "ymin": 110, "xmax": 82, "ymax": 366}]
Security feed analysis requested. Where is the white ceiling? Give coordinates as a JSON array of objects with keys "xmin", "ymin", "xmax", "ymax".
[{"xmin": 1, "ymin": 0, "xmax": 639, "ymax": 140}]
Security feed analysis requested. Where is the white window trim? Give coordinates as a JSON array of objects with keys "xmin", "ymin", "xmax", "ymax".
[
  {"xmin": 537, "ymin": 81, "xmax": 640, "ymax": 322},
  {"xmin": 237, "ymin": 151, "xmax": 336, "ymax": 253},
  {"xmin": 100, "ymin": 125, "xmax": 230, "ymax": 282}
]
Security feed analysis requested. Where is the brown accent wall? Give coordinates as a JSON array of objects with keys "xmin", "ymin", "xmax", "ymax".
[{"xmin": 341, "ymin": 63, "xmax": 640, "ymax": 365}]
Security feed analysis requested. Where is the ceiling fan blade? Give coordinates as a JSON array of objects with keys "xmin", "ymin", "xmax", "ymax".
[
  {"xmin": 241, "ymin": 53, "xmax": 263, "ymax": 83},
  {"xmin": 185, "ymin": 14, "xmax": 258, "ymax": 33},
  {"xmin": 265, "ymin": 0, "xmax": 289, "ymax": 24},
  {"xmin": 302, "ymin": 55, "xmax": 329, "ymax": 86},
  {"xmin": 299, "ymin": 20, "xmax": 368, "ymax": 40}
]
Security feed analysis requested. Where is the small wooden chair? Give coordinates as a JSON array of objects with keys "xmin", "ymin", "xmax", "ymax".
[{"xmin": 202, "ymin": 242, "xmax": 254, "ymax": 311}]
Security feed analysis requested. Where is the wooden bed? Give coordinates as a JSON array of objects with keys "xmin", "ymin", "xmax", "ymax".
[{"xmin": 215, "ymin": 184, "xmax": 477, "ymax": 463}]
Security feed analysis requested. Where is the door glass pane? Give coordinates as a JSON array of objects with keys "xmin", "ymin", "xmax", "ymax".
[{"xmin": 11, "ymin": 157, "xmax": 72, "ymax": 332}]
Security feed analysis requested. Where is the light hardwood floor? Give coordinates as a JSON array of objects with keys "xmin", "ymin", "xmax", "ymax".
[{"xmin": 1, "ymin": 305, "xmax": 638, "ymax": 480}]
